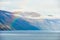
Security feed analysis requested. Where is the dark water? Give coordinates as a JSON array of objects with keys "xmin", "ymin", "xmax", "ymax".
[{"xmin": 0, "ymin": 31, "xmax": 60, "ymax": 40}]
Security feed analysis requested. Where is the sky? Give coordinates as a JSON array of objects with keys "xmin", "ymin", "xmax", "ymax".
[{"xmin": 0, "ymin": 0, "xmax": 60, "ymax": 15}]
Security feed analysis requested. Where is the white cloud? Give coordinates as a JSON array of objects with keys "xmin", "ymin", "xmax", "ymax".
[{"xmin": 0, "ymin": 0, "xmax": 60, "ymax": 15}]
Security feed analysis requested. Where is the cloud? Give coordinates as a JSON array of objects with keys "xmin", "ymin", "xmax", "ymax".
[{"xmin": 0, "ymin": 0, "xmax": 60, "ymax": 15}]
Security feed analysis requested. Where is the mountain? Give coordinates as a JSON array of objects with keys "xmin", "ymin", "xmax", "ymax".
[
  {"xmin": 0, "ymin": 10, "xmax": 60, "ymax": 31},
  {"xmin": 0, "ymin": 10, "xmax": 14, "ymax": 30},
  {"xmin": 0, "ymin": 10, "xmax": 13, "ymax": 24},
  {"xmin": 0, "ymin": 10, "xmax": 40, "ymax": 30},
  {"xmin": 13, "ymin": 11, "xmax": 60, "ymax": 31}
]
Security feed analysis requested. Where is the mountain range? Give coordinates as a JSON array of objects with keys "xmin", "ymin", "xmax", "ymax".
[{"xmin": 0, "ymin": 10, "xmax": 60, "ymax": 31}]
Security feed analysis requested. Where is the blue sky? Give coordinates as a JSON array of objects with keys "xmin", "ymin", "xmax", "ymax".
[{"xmin": 0, "ymin": 0, "xmax": 60, "ymax": 15}]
